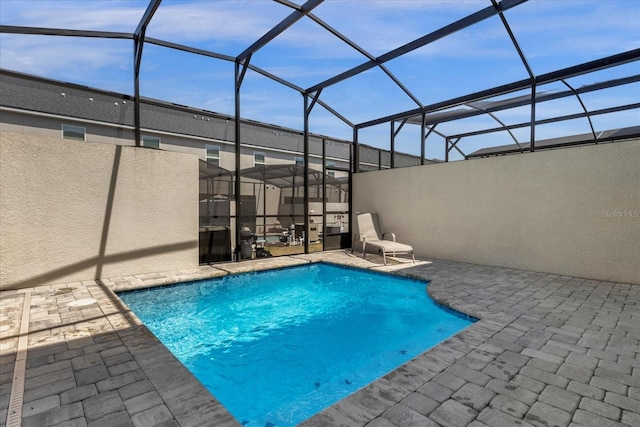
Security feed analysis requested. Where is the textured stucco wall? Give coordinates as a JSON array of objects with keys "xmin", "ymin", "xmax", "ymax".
[
  {"xmin": 0, "ymin": 131, "xmax": 199, "ymax": 290},
  {"xmin": 354, "ymin": 140, "xmax": 640, "ymax": 285},
  {"xmin": 0, "ymin": 110, "xmax": 136, "ymax": 145}
]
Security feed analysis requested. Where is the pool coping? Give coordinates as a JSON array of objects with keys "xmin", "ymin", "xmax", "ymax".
[{"xmin": 2, "ymin": 251, "xmax": 639, "ymax": 427}]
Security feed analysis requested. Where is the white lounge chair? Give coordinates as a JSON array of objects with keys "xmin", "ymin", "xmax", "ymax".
[{"xmin": 352, "ymin": 213, "xmax": 415, "ymax": 265}]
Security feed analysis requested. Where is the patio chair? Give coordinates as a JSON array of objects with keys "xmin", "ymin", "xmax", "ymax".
[{"xmin": 352, "ymin": 213, "xmax": 415, "ymax": 265}]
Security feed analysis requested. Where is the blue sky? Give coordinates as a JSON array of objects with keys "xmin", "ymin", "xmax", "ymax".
[{"xmin": 1, "ymin": 0, "xmax": 638, "ymax": 160}]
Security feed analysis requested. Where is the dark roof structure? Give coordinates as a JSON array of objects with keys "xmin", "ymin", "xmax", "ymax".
[
  {"xmin": 1, "ymin": 0, "xmax": 638, "ymax": 164},
  {"xmin": 0, "ymin": 0, "xmax": 640, "ymax": 166}
]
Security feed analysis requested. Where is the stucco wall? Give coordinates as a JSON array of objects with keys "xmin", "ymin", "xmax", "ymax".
[
  {"xmin": 354, "ymin": 140, "xmax": 640, "ymax": 285},
  {"xmin": 0, "ymin": 110, "xmax": 136, "ymax": 145},
  {"xmin": 0, "ymin": 131, "xmax": 199, "ymax": 290}
]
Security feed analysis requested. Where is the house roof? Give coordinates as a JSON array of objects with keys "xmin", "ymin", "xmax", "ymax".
[
  {"xmin": 0, "ymin": 68, "xmax": 351, "ymax": 159},
  {"xmin": 466, "ymin": 125, "xmax": 640, "ymax": 158}
]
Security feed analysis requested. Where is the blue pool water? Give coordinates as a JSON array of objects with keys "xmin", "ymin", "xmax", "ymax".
[{"xmin": 118, "ymin": 263, "xmax": 474, "ymax": 427}]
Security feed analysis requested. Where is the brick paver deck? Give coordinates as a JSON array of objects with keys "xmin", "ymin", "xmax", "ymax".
[{"xmin": 1, "ymin": 251, "xmax": 638, "ymax": 426}]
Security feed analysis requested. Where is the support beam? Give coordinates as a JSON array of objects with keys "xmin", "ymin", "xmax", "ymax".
[
  {"xmin": 393, "ymin": 119, "xmax": 407, "ymax": 139},
  {"xmin": 144, "ymin": 37, "xmax": 356, "ymax": 128},
  {"xmin": 133, "ymin": 0, "xmax": 162, "ymax": 147},
  {"xmin": 304, "ymin": 13, "xmax": 422, "ymax": 108},
  {"xmin": 135, "ymin": 0, "xmax": 162, "ymax": 38},
  {"xmin": 234, "ymin": 61, "xmax": 243, "ymax": 261},
  {"xmin": 530, "ymin": 82, "xmax": 536, "ymax": 152},
  {"xmin": 452, "ymin": 103, "xmax": 640, "ymax": 140},
  {"xmin": 448, "ymin": 137, "xmax": 466, "ymax": 159},
  {"xmin": 236, "ymin": 55, "xmax": 252, "ymax": 88},
  {"xmin": 321, "ymin": 137, "xmax": 327, "ymax": 251},
  {"xmin": 306, "ymin": 89, "xmax": 323, "ymax": 116},
  {"xmin": 348, "ymin": 139, "xmax": 353, "ymax": 246},
  {"xmin": 146, "ymin": 37, "xmax": 235, "ymax": 61},
  {"xmin": 353, "ymin": 128, "xmax": 360, "ymax": 174},
  {"xmin": 237, "ymin": 0, "xmax": 323, "ymax": 61},
  {"xmin": 0, "ymin": 25, "xmax": 131, "ymax": 39},
  {"xmin": 445, "ymin": 138, "xmax": 450, "ymax": 163},
  {"xmin": 307, "ymin": 0, "xmax": 527, "ymax": 93},
  {"xmin": 358, "ymin": 48, "xmax": 640, "ymax": 129},
  {"xmin": 492, "ymin": 0, "xmax": 534, "ymax": 79},
  {"xmin": 414, "ymin": 74, "xmax": 640, "ymax": 128},
  {"xmin": 390, "ymin": 122, "xmax": 396, "ymax": 169},
  {"xmin": 561, "ymin": 79, "xmax": 597, "ymax": 140},
  {"xmin": 464, "ymin": 103, "xmax": 523, "ymax": 151},
  {"xmin": 446, "ymin": 137, "xmax": 464, "ymax": 162},
  {"xmin": 420, "ymin": 112, "xmax": 426, "ymax": 165},
  {"xmin": 303, "ymin": 94, "xmax": 311, "ymax": 254}
]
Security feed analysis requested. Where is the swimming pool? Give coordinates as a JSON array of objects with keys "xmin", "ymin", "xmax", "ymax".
[{"xmin": 118, "ymin": 263, "xmax": 475, "ymax": 426}]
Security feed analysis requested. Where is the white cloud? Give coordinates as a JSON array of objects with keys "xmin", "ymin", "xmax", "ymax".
[
  {"xmin": 0, "ymin": 0, "xmax": 144, "ymax": 30},
  {"xmin": 503, "ymin": 0, "xmax": 640, "ymax": 59},
  {"xmin": 0, "ymin": 34, "xmax": 131, "ymax": 77},
  {"xmin": 307, "ymin": 0, "xmax": 486, "ymax": 55},
  {"xmin": 145, "ymin": 1, "xmax": 281, "ymax": 45},
  {"xmin": 0, "ymin": 0, "xmax": 141, "ymax": 82}
]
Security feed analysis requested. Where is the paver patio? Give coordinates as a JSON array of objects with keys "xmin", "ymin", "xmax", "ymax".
[{"xmin": 1, "ymin": 251, "xmax": 638, "ymax": 426}]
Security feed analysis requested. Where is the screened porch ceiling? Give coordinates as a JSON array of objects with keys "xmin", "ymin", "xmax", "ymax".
[{"xmin": 0, "ymin": 0, "xmax": 638, "ymax": 161}]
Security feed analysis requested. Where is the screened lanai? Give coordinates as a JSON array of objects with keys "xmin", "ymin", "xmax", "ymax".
[{"xmin": 1, "ymin": 0, "xmax": 638, "ymax": 261}]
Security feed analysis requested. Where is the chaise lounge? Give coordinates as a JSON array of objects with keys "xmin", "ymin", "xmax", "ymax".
[{"xmin": 352, "ymin": 212, "xmax": 415, "ymax": 265}]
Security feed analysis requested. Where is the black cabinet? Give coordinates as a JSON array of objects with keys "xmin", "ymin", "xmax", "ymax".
[{"xmin": 199, "ymin": 226, "xmax": 231, "ymax": 263}]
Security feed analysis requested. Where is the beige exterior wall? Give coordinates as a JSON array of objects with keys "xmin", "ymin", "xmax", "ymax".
[
  {"xmin": 354, "ymin": 140, "xmax": 640, "ymax": 284},
  {"xmin": 0, "ymin": 131, "xmax": 199, "ymax": 290},
  {"xmin": 1, "ymin": 109, "xmax": 341, "ymax": 171},
  {"xmin": 0, "ymin": 110, "xmax": 136, "ymax": 145}
]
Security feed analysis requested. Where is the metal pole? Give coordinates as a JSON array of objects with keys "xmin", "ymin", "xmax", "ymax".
[
  {"xmin": 353, "ymin": 127, "xmax": 359, "ymax": 174},
  {"xmin": 133, "ymin": 39, "xmax": 142, "ymax": 147},
  {"xmin": 530, "ymin": 81, "xmax": 536, "ymax": 152},
  {"xmin": 421, "ymin": 111, "xmax": 426, "ymax": 165},
  {"xmin": 132, "ymin": 0, "xmax": 161, "ymax": 148},
  {"xmin": 322, "ymin": 138, "xmax": 327, "ymax": 251},
  {"xmin": 350, "ymin": 128, "xmax": 357, "ymax": 248},
  {"xmin": 390, "ymin": 121, "xmax": 395, "ymax": 169},
  {"xmin": 234, "ymin": 61, "xmax": 242, "ymax": 260},
  {"xmin": 303, "ymin": 93, "xmax": 310, "ymax": 254},
  {"xmin": 262, "ymin": 169, "xmax": 266, "ymax": 242},
  {"xmin": 445, "ymin": 137, "xmax": 449, "ymax": 162}
]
